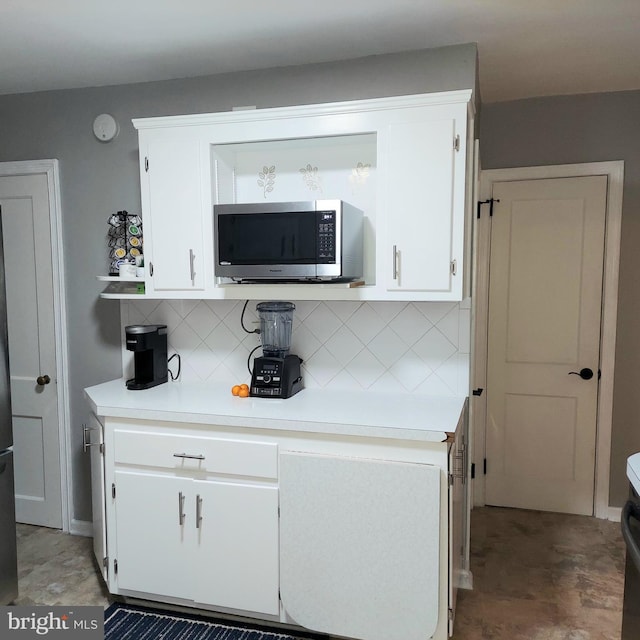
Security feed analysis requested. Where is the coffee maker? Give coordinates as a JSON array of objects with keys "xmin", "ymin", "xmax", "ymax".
[
  {"xmin": 125, "ymin": 324, "xmax": 168, "ymax": 390},
  {"xmin": 250, "ymin": 302, "xmax": 303, "ymax": 399}
]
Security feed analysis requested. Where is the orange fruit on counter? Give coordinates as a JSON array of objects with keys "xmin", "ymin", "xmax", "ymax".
[
  {"xmin": 231, "ymin": 385, "xmax": 241, "ymax": 396},
  {"xmin": 240, "ymin": 383, "xmax": 249, "ymax": 393},
  {"xmin": 238, "ymin": 387, "xmax": 250, "ymax": 398}
]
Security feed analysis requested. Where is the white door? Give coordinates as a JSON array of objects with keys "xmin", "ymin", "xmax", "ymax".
[
  {"xmin": 485, "ymin": 176, "xmax": 607, "ymax": 516},
  {"xmin": 0, "ymin": 173, "xmax": 62, "ymax": 527}
]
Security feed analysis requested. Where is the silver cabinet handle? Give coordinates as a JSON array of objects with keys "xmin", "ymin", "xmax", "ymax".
[
  {"xmin": 453, "ymin": 443, "xmax": 467, "ymax": 484},
  {"xmin": 149, "ymin": 261, "xmax": 154, "ymax": 277},
  {"xmin": 82, "ymin": 425, "xmax": 103, "ymax": 453},
  {"xmin": 392, "ymin": 245, "xmax": 398, "ymax": 281},
  {"xmin": 178, "ymin": 491, "xmax": 185, "ymax": 525},
  {"xmin": 189, "ymin": 249, "xmax": 195, "ymax": 286},
  {"xmin": 173, "ymin": 453, "xmax": 205, "ymax": 460},
  {"xmin": 196, "ymin": 495, "xmax": 203, "ymax": 529}
]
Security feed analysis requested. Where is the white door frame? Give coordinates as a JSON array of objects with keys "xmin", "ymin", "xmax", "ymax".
[
  {"xmin": 0, "ymin": 159, "xmax": 71, "ymax": 532},
  {"xmin": 474, "ymin": 161, "xmax": 623, "ymax": 521}
]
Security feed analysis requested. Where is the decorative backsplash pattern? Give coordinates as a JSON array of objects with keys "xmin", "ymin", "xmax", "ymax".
[{"xmin": 120, "ymin": 299, "xmax": 470, "ymax": 396}]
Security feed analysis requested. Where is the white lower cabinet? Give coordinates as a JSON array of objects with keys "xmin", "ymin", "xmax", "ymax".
[
  {"xmin": 114, "ymin": 470, "xmax": 279, "ymax": 615},
  {"xmin": 104, "ymin": 423, "xmax": 279, "ymax": 616},
  {"xmin": 93, "ymin": 414, "xmax": 469, "ymax": 640},
  {"xmin": 279, "ymin": 452, "xmax": 441, "ymax": 640}
]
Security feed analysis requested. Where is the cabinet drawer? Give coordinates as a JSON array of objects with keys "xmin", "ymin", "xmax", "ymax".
[{"xmin": 113, "ymin": 430, "xmax": 277, "ymax": 480}]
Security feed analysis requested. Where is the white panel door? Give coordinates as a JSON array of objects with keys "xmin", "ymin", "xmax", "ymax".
[
  {"xmin": 0, "ymin": 174, "xmax": 61, "ymax": 527},
  {"xmin": 486, "ymin": 176, "xmax": 607, "ymax": 515}
]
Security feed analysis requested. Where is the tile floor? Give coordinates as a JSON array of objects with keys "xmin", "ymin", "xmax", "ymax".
[
  {"xmin": 452, "ymin": 507, "xmax": 625, "ymax": 640},
  {"xmin": 14, "ymin": 523, "xmax": 109, "ymax": 607},
  {"xmin": 13, "ymin": 507, "xmax": 626, "ymax": 638}
]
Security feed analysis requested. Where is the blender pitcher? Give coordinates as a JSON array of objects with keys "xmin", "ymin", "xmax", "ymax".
[{"xmin": 256, "ymin": 301, "xmax": 295, "ymax": 358}]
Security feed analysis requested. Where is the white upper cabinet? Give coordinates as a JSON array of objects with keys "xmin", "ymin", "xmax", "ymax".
[
  {"xmin": 384, "ymin": 111, "xmax": 466, "ymax": 296},
  {"xmin": 132, "ymin": 90, "xmax": 473, "ymax": 301},
  {"xmin": 137, "ymin": 135, "xmax": 211, "ymax": 293}
]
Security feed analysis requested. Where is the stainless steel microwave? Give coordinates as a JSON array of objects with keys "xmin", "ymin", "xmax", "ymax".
[{"xmin": 214, "ymin": 200, "xmax": 363, "ymax": 282}]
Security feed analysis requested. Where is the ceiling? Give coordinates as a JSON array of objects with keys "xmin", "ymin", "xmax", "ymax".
[{"xmin": 2, "ymin": 0, "xmax": 639, "ymax": 102}]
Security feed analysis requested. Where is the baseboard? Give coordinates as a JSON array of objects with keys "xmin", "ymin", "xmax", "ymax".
[
  {"xmin": 604, "ymin": 506, "xmax": 622, "ymax": 522},
  {"xmin": 70, "ymin": 519, "xmax": 93, "ymax": 537},
  {"xmin": 458, "ymin": 570, "xmax": 473, "ymax": 590}
]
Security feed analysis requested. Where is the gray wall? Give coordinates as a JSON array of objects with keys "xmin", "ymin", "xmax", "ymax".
[
  {"xmin": 0, "ymin": 44, "xmax": 477, "ymax": 524},
  {"xmin": 480, "ymin": 90, "xmax": 640, "ymax": 508}
]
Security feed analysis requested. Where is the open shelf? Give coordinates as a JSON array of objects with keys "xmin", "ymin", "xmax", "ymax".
[
  {"xmin": 97, "ymin": 275, "xmax": 145, "ymax": 283},
  {"xmin": 97, "ymin": 275, "xmax": 146, "ymax": 298}
]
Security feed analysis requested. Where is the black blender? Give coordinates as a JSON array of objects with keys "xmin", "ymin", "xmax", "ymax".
[{"xmin": 250, "ymin": 302, "xmax": 303, "ymax": 398}]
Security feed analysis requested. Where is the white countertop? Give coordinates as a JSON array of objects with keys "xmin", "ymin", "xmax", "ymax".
[
  {"xmin": 84, "ymin": 379, "xmax": 467, "ymax": 443},
  {"xmin": 628, "ymin": 453, "xmax": 640, "ymax": 494}
]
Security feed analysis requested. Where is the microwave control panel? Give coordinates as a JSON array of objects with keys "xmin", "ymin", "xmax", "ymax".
[{"xmin": 317, "ymin": 210, "xmax": 336, "ymax": 262}]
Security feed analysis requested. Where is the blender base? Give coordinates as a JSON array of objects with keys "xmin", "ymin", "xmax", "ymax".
[{"xmin": 250, "ymin": 354, "xmax": 303, "ymax": 399}]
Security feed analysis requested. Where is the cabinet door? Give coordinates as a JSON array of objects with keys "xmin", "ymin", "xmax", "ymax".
[
  {"xmin": 385, "ymin": 115, "xmax": 465, "ymax": 296},
  {"xmin": 280, "ymin": 452, "xmax": 441, "ymax": 640},
  {"xmin": 448, "ymin": 428, "xmax": 465, "ymax": 634},
  {"xmin": 142, "ymin": 138, "xmax": 206, "ymax": 291},
  {"xmin": 449, "ymin": 398, "xmax": 471, "ymax": 620},
  {"xmin": 88, "ymin": 414, "xmax": 107, "ymax": 584},
  {"xmin": 114, "ymin": 470, "xmax": 192, "ymax": 599},
  {"xmin": 193, "ymin": 480, "xmax": 279, "ymax": 616}
]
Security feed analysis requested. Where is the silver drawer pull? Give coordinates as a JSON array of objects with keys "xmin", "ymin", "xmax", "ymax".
[
  {"xmin": 196, "ymin": 495, "xmax": 203, "ymax": 529},
  {"xmin": 173, "ymin": 453, "xmax": 205, "ymax": 460},
  {"xmin": 178, "ymin": 491, "xmax": 185, "ymax": 525}
]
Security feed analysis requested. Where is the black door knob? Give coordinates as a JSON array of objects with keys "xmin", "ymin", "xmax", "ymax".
[
  {"xmin": 568, "ymin": 368, "xmax": 594, "ymax": 380},
  {"xmin": 36, "ymin": 374, "xmax": 51, "ymax": 386}
]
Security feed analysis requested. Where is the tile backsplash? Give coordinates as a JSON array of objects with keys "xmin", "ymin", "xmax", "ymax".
[{"xmin": 120, "ymin": 299, "xmax": 470, "ymax": 396}]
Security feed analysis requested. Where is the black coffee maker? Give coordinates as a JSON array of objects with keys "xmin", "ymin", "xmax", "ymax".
[{"xmin": 125, "ymin": 324, "xmax": 168, "ymax": 390}]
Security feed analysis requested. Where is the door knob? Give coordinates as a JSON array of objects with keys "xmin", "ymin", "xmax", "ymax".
[
  {"xmin": 568, "ymin": 368, "xmax": 594, "ymax": 380},
  {"xmin": 36, "ymin": 374, "xmax": 51, "ymax": 386}
]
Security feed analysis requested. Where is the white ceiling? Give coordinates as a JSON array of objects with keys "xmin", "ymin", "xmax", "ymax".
[{"xmin": 2, "ymin": 0, "xmax": 639, "ymax": 102}]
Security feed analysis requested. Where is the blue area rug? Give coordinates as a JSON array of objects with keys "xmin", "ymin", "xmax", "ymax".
[{"xmin": 104, "ymin": 603, "xmax": 323, "ymax": 640}]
